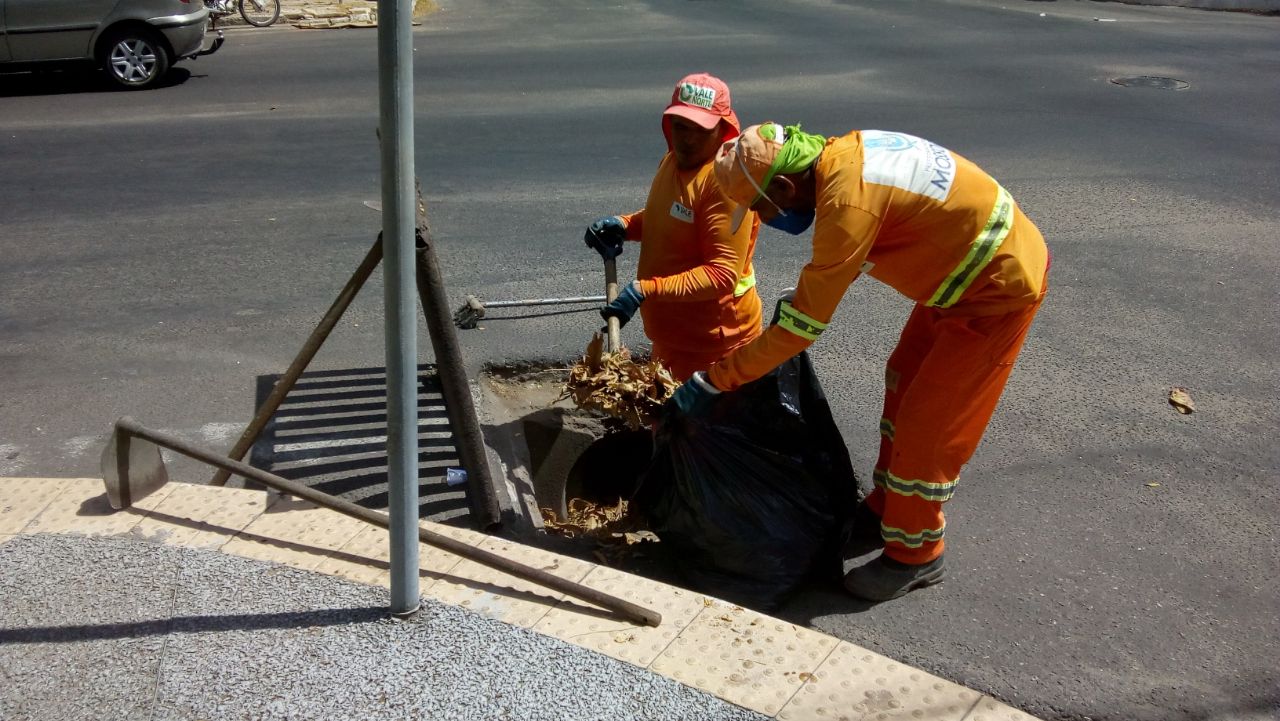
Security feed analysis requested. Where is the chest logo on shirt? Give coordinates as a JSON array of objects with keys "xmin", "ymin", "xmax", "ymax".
[
  {"xmin": 861, "ymin": 130, "xmax": 957, "ymax": 201},
  {"xmin": 670, "ymin": 201, "xmax": 695, "ymax": 223}
]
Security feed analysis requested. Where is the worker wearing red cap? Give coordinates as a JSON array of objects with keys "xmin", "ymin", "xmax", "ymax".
[
  {"xmin": 670, "ymin": 122, "xmax": 1049, "ymax": 601},
  {"xmin": 584, "ymin": 73, "xmax": 762, "ymax": 381}
]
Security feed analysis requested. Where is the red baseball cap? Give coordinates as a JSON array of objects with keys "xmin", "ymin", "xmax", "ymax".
[{"xmin": 662, "ymin": 73, "xmax": 740, "ymax": 136}]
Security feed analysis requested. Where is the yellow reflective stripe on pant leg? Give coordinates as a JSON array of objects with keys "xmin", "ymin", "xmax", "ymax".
[
  {"xmin": 879, "ymin": 417, "xmax": 895, "ymax": 441},
  {"xmin": 777, "ymin": 300, "xmax": 827, "ymax": 341},
  {"xmin": 885, "ymin": 471, "xmax": 958, "ymax": 502},
  {"xmin": 733, "ymin": 270, "xmax": 756, "ymax": 298},
  {"xmin": 880, "ymin": 522, "xmax": 945, "ymax": 549},
  {"xmin": 872, "ymin": 468, "xmax": 889, "ymax": 490},
  {"xmin": 927, "ymin": 185, "xmax": 1014, "ymax": 308}
]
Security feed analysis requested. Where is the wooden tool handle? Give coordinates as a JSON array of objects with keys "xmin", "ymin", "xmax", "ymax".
[{"xmin": 604, "ymin": 258, "xmax": 621, "ymax": 353}]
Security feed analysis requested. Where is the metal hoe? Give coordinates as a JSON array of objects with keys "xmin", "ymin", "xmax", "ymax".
[
  {"xmin": 453, "ymin": 294, "xmax": 605, "ymax": 330},
  {"xmin": 102, "ymin": 417, "xmax": 662, "ymax": 628}
]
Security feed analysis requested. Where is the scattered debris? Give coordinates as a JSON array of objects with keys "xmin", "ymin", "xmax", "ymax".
[
  {"xmin": 1168, "ymin": 387, "xmax": 1195, "ymax": 414},
  {"xmin": 540, "ymin": 497, "xmax": 659, "ymax": 566},
  {"xmin": 559, "ymin": 334, "xmax": 677, "ymax": 430},
  {"xmin": 540, "ymin": 499, "xmax": 656, "ymax": 541}
]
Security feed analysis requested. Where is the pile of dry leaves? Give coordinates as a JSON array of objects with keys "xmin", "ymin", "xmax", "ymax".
[
  {"xmin": 559, "ymin": 334, "xmax": 677, "ymax": 430},
  {"xmin": 540, "ymin": 497, "xmax": 659, "ymax": 565}
]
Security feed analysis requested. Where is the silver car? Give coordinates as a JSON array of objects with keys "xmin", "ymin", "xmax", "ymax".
[{"xmin": 0, "ymin": 0, "xmax": 220, "ymax": 89}]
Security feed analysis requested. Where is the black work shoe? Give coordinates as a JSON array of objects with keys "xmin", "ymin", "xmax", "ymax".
[
  {"xmin": 843, "ymin": 554, "xmax": 946, "ymax": 602},
  {"xmin": 841, "ymin": 502, "xmax": 883, "ymax": 559}
]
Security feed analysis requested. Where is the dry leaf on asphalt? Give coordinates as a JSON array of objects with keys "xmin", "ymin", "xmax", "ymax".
[{"xmin": 1169, "ymin": 387, "xmax": 1195, "ymax": 414}]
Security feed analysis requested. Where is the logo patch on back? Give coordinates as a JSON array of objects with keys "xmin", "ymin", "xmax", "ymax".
[
  {"xmin": 861, "ymin": 130, "xmax": 957, "ymax": 201},
  {"xmin": 670, "ymin": 201, "xmax": 694, "ymax": 223}
]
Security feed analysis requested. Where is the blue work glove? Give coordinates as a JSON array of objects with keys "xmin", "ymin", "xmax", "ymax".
[
  {"xmin": 667, "ymin": 371, "xmax": 721, "ymax": 417},
  {"xmin": 600, "ymin": 281, "xmax": 644, "ymax": 328},
  {"xmin": 584, "ymin": 216, "xmax": 626, "ymax": 261}
]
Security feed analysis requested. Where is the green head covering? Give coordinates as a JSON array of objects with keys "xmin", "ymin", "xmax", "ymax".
[{"xmin": 761, "ymin": 124, "xmax": 826, "ymax": 193}]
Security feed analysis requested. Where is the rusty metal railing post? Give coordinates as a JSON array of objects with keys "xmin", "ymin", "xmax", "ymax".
[{"xmin": 412, "ymin": 185, "xmax": 502, "ymax": 529}]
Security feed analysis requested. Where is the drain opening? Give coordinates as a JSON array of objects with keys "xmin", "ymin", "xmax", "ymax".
[
  {"xmin": 1110, "ymin": 76, "xmax": 1189, "ymax": 91},
  {"xmin": 564, "ymin": 430, "xmax": 654, "ymax": 506}
]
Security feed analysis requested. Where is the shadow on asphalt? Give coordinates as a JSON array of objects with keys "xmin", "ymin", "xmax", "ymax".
[{"xmin": 0, "ymin": 67, "xmax": 192, "ymax": 97}]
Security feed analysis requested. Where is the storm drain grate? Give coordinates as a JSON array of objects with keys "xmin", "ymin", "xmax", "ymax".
[
  {"xmin": 246, "ymin": 365, "xmax": 471, "ymax": 524},
  {"xmin": 1110, "ymin": 76, "xmax": 1189, "ymax": 90}
]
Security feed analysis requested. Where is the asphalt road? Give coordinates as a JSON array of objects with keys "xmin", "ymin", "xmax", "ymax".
[{"xmin": 2, "ymin": 1, "xmax": 1278, "ymax": 720}]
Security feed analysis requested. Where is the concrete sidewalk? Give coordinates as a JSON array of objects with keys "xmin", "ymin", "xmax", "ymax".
[{"xmin": 0, "ymin": 477, "xmax": 1040, "ymax": 721}]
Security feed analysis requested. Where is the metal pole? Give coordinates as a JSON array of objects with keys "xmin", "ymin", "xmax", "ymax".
[
  {"xmin": 112, "ymin": 418, "xmax": 662, "ymax": 627},
  {"xmin": 413, "ymin": 191, "xmax": 502, "ymax": 529},
  {"xmin": 377, "ymin": 0, "xmax": 419, "ymax": 616},
  {"xmin": 210, "ymin": 236, "xmax": 384, "ymax": 487}
]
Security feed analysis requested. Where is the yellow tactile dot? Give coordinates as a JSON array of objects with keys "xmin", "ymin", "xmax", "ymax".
[
  {"xmin": 0, "ymin": 477, "xmax": 73, "ymax": 534},
  {"xmin": 220, "ymin": 497, "xmax": 366, "ymax": 571},
  {"xmin": 423, "ymin": 520, "xmax": 490, "ymax": 547},
  {"xmin": 22, "ymin": 477, "xmax": 173, "ymax": 537},
  {"xmin": 775, "ymin": 641, "xmax": 981, "ymax": 721},
  {"xmin": 961, "ymin": 695, "xmax": 1042, "ymax": 721},
  {"xmin": 650, "ymin": 599, "xmax": 839, "ymax": 716},
  {"xmin": 532, "ymin": 565, "xmax": 706, "ymax": 667},
  {"xmin": 130, "ymin": 484, "xmax": 267, "ymax": 549},
  {"xmin": 313, "ymin": 523, "xmax": 473, "ymax": 589},
  {"xmin": 426, "ymin": 535, "xmax": 593, "ymax": 628}
]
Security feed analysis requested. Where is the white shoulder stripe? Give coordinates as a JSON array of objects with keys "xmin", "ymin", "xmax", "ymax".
[{"xmin": 860, "ymin": 130, "xmax": 957, "ymax": 202}]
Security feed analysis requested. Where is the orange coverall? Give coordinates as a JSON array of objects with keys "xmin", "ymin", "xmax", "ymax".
[
  {"xmin": 619, "ymin": 153, "xmax": 763, "ymax": 381},
  {"xmin": 707, "ymin": 130, "xmax": 1049, "ymax": 564}
]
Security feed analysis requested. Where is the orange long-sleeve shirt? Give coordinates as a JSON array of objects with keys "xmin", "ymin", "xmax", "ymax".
[
  {"xmin": 708, "ymin": 130, "xmax": 1048, "ymax": 391},
  {"xmin": 620, "ymin": 152, "xmax": 763, "ymax": 355}
]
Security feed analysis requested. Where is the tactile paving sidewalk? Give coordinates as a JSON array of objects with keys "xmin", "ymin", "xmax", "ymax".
[{"xmin": 0, "ymin": 477, "xmax": 1041, "ymax": 721}]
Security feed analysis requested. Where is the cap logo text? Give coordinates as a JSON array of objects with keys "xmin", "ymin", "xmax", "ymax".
[{"xmin": 679, "ymin": 83, "xmax": 716, "ymax": 109}]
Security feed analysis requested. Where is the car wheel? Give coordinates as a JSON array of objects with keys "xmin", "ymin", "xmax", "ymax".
[{"xmin": 99, "ymin": 28, "xmax": 171, "ymax": 90}]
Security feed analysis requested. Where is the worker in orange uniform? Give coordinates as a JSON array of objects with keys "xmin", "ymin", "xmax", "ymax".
[
  {"xmin": 583, "ymin": 73, "xmax": 763, "ymax": 381},
  {"xmin": 669, "ymin": 122, "xmax": 1049, "ymax": 602}
]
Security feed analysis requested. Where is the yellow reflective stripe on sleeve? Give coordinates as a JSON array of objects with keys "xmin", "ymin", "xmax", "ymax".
[
  {"xmin": 927, "ymin": 185, "xmax": 1014, "ymax": 309},
  {"xmin": 879, "ymin": 418, "xmax": 895, "ymax": 441},
  {"xmin": 872, "ymin": 468, "xmax": 889, "ymax": 490},
  {"xmin": 733, "ymin": 270, "xmax": 757, "ymax": 298},
  {"xmin": 777, "ymin": 301, "xmax": 827, "ymax": 341},
  {"xmin": 884, "ymin": 471, "xmax": 959, "ymax": 502},
  {"xmin": 880, "ymin": 522, "xmax": 945, "ymax": 549}
]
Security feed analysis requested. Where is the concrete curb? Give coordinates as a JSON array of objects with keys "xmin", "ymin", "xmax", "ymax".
[{"xmin": 1, "ymin": 476, "xmax": 1042, "ymax": 721}]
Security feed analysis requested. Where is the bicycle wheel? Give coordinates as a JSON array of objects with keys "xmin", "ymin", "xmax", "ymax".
[{"xmin": 238, "ymin": 0, "xmax": 280, "ymax": 27}]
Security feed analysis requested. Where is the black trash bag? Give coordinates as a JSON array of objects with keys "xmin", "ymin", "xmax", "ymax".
[{"xmin": 633, "ymin": 350, "xmax": 861, "ymax": 611}]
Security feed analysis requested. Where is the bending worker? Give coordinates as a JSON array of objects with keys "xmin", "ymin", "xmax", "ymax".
[
  {"xmin": 584, "ymin": 73, "xmax": 762, "ymax": 381},
  {"xmin": 671, "ymin": 122, "xmax": 1049, "ymax": 602}
]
